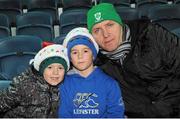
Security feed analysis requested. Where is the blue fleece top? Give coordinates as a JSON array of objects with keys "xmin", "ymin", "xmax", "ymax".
[{"xmin": 58, "ymin": 67, "xmax": 124, "ymax": 118}]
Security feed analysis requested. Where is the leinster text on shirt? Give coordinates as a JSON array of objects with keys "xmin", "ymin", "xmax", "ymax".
[{"xmin": 73, "ymin": 109, "xmax": 99, "ymax": 115}]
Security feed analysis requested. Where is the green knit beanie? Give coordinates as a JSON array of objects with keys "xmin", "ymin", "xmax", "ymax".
[
  {"xmin": 39, "ymin": 57, "xmax": 68, "ymax": 74},
  {"xmin": 87, "ymin": 3, "xmax": 123, "ymax": 33}
]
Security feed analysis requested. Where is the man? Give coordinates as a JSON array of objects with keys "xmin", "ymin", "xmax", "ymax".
[{"xmin": 87, "ymin": 3, "xmax": 180, "ymax": 117}]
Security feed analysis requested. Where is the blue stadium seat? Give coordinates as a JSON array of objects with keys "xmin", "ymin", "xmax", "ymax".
[
  {"xmin": 0, "ymin": 80, "xmax": 12, "ymax": 90},
  {"xmin": 100, "ymin": 0, "xmax": 130, "ymax": 7},
  {"xmin": 62, "ymin": 0, "xmax": 92, "ymax": 10},
  {"xmin": 27, "ymin": 0, "xmax": 59, "ymax": 25},
  {"xmin": 137, "ymin": 0, "xmax": 167, "ymax": 18},
  {"xmin": 148, "ymin": 4, "xmax": 180, "ymax": 31},
  {"xmin": 0, "ymin": 0, "xmax": 22, "ymax": 26},
  {"xmin": 0, "ymin": 35, "xmax": 42, "ymax": 80},
  {"xmin": 116, "ymin": 7, "xmax": 140, "ymax": 23},
  {"xmin": 175, "ymin": 0, "xmax": 180, "ymax": 4},
  {"xmin": 16, "ymin": 12, "xmax": 54, "ymax": 41},
  {"xmin": 53, "ymin": 34, "xmax": 66, "ymax": 44},
  {"xmin": 0, "ymin": 14, "xmax": 11, "ymax": 39},
  {"xmin": 59, "ymin": 8, "xmax": 88, "ymax": 35},
  {"xmin": 171, "ymin": 28, "xmax": 180, "ymax": 37}
]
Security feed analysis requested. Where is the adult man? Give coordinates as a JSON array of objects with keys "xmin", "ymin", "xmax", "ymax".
[{"xmin": 87, "ymin": 3, "xmax": 180, "ymax": 117}]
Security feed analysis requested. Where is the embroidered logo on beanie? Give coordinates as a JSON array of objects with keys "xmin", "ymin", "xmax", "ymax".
[{"xmin": 94, "ymin": 12, "xmax": 103, "ymax": 22}]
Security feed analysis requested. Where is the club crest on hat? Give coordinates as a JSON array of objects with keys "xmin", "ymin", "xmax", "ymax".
[{"xmin": 94, "ymin": 12, "xmax": 103, "ymax": 22}]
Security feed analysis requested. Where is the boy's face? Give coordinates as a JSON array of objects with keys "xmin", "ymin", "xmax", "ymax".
[
  {"xmin": 92, "ymin": 20, "xmax": 123, "ymax": 52},
  {"xmin": 70, "ymin": 45, "xmax": 94, "ymax": 72},
  {"xmin": 43, "ymin": 63, "xmax": 65, "ymax": 86}
]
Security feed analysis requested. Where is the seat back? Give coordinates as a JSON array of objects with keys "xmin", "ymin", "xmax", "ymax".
[
  {"xmin": 62, "ymin": 0, "xmax": 92, "ymax": 10},
  {"xmin": 148, "ymin": 4, "xmax": 180, "ymax": 30},
  {"xmin": 59, "ymin": 8, "xmax": 88, "ymax": 35},
  {"xmin": 27, "ymin": 0, "xmax": 59, "ymax": 24},
  {"xmin": 0, "ymin": 14, "xmax": 11, "ymax": 39},
  {"xmin": 0, "ymin": 0, "xmax": 22, "ymax": 26},
  {"xmin": 137, "ymin": 0, "xmax": 167, "ymax": 18},
  {"xmin": 0, "ymin": 35, "xmax": 42, "ymax": 80},
  {"xmin": 16, "ymin": 12, "xmax": 54, "ymax": 41},
  {"xmin": 100, "ymin": 0, "xmax": 130, "ymax": 7}
]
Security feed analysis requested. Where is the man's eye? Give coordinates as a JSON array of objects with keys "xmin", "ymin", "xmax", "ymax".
[
  {"xmin": 94, "ymin": 29, "xmax": 100, "ymax": 34},
  {"xmin": 72, "ymin": 51, "xmax": 77, "ymax": 54}
]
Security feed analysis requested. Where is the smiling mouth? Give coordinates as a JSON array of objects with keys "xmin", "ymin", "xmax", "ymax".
[{"xmin": 51, "ymin": 77, "xmax": 59, "ymax": 80}]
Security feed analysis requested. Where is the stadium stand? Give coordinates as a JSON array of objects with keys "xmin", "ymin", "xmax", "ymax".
[
  {"xmin": 59, "ymin": 8, "xmax": 88, "ymax": 35},
  {"xmin": 148, "ymin": 4, "xmax": 180, "ymax": 31},
  {"xmin": 53, "ymin": 34, "xmax": 66, "ymax": 44},
  {"xmin": 99, "ymin": 0, "xmax": 130, "ymax": 7},
  {"xmin": 116, "ymin": 7, "xmax": 140, "ymax": 23},
  {"xmin": 16, "ymin": 11, "xmax": 54, "ymax": 41},
  {"xmin": 0, "ymin": 0, "xmax": 22, "ymax": 27},
  {"xmin": 27, "ymin": 0, "xmax": 59, "ymax": 25},
  {"xmin": 172, "ymin": 28, "xmax": 180, "ymax": 37},
  {"xmin": 0, "ymin": 14, "xmax": 11, "ymax": 39},
  {"xmin": 0, "ymin": 35, "xmax": 42, "ymax": 82},
  {"xmin": 137, "ymin": 0, "xmax": 168, "ymax": 18},
  {"xmin": 61, "ymin": 0, "xmax": 92, "ymax": 10}
]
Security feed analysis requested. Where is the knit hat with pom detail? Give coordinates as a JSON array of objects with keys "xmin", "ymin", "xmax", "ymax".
[
  {"xmin": 63, "ymin": 27, "xmax": 99, "ymax": 59},
  {"xmin": 33, "ymin": 44, "xmax": 70, "ymax": 74}
]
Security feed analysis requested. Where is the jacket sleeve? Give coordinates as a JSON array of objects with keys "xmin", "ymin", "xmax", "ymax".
[
  {"xmin": 0, "ymin": 76, "xmax": 23, "ymax": 113},
  {"xmin": 106, "ymin": 79, "xmax": 125, "ymax": 118},
  {"xmin": 141, "ymin": 23, "xmax": 180, "ymax": 117}
]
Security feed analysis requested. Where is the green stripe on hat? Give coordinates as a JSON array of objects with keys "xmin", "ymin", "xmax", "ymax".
[
  {"xmin": 39, "ymin": 57, "xmax": 68, "ymax": 74},
  {"xmin": 87, "ymin": 3, "xmax": 123, "ymax": 33}
]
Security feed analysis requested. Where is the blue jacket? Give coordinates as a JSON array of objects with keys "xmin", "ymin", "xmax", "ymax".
[{"xmin": 58, "ymin": 67, "xmax": 124, "ymax": 118}]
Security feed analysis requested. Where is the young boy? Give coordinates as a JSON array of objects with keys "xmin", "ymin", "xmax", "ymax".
[
  {"xmin": 58, "ymin": 27, "xmax": 124, "ymax": 118},
  {"xmin": 0, "ymin": 44, "xmax": 70, "ymax": 118}
]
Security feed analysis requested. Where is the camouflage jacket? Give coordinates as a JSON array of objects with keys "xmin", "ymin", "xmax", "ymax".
[{"xmin": 0, "ymin": 68, "xmax": 60, "ymax": 118}]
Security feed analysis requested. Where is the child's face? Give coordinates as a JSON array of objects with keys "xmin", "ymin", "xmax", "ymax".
[
  {"xmin": 43, "ymin": 63, "xmax": 65, "ymax": 86},
  {"xmin": 70, "ymin": 44, "xmax": 94, "ymax": 72}
]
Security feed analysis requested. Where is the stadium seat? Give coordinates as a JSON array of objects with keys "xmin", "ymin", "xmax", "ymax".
[
  {"xmin": 175, "ymin": 0, "xmax": 180, "ymax": 4},
  {"xmin": 0, "ymin": 80, "xmax": 12, "ymax": 90},
  {"xmin": 27, "ymin": 0, "xmax": 59, "ymax": 25},
  {"xmin": 53, "ymin": 34, "xmax": 66, "ymax": 44},
  {"xmin": 59, "ymin": 8, "xmax": 88, "ymax": 35},
  {"xmin": 137, "ymin": 0, "xmax": 167, "ymax": 18},
  {"xmin": 0, "ymin": 35, "xmax": 42, "ymax": 81},
  {"xmin": 171, "ymin": 28, "xmax": 180, "ymax": 37},
  {"xmin": 62, "ymin": 0, "xmax": 92, "ymax": 10},
  {"xmin": 0, "ymin": 14, "xmax": 11, "ymax": 39},
  {"xmin": 100, "ymin": 0, "xmax": 130, "ymax": 7},
  {"xmin": 16, "ymin": 12, "xmax": 54, "ymax": 41},
  {"xmin": 0, "ymin": 0, "xmax": 22, "ymax": 26},
  {"xmin": 116, "ymin": 7, "xmax": 140, "ymax": 23},
  {"xmin": 148, "ymin": 4, "xmax": 180, "ymax": 31}
]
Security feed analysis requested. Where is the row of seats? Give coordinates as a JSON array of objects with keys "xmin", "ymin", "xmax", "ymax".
[
  {"xmin": 0, "ymin": 0, "xmax": 179, "ymax": 26},
  {"xmin": 0, "ymin": 4, "xmax": 179, "ymax": 41},
  {"xmin": 0, "ymin": 35, "xmax": 42, "ymax": 89}
]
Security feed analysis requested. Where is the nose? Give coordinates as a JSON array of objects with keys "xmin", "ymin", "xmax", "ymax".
[
  {"xmin": 102, "ymin": 27, "xmax": 109, "ymax": 38},
  {"xmin": 53, "ymin": 67, "xmax": 59, "ymax": 75},
  {"xmin": 78, "ymin": 51, "xmax": 83, "ymax": 59}
]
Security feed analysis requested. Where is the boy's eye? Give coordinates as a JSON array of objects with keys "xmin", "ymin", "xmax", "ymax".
[
  {"xmin": 58, "ymin": 66, "xmax": 64, "ymax": 70},
  {"xmin": 47, "ymin": 66, "xmax": 52, "ymax": 69},
  {"xmin": 84, "ymin": 50, "xmax": 89, "ymax": 53}
]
